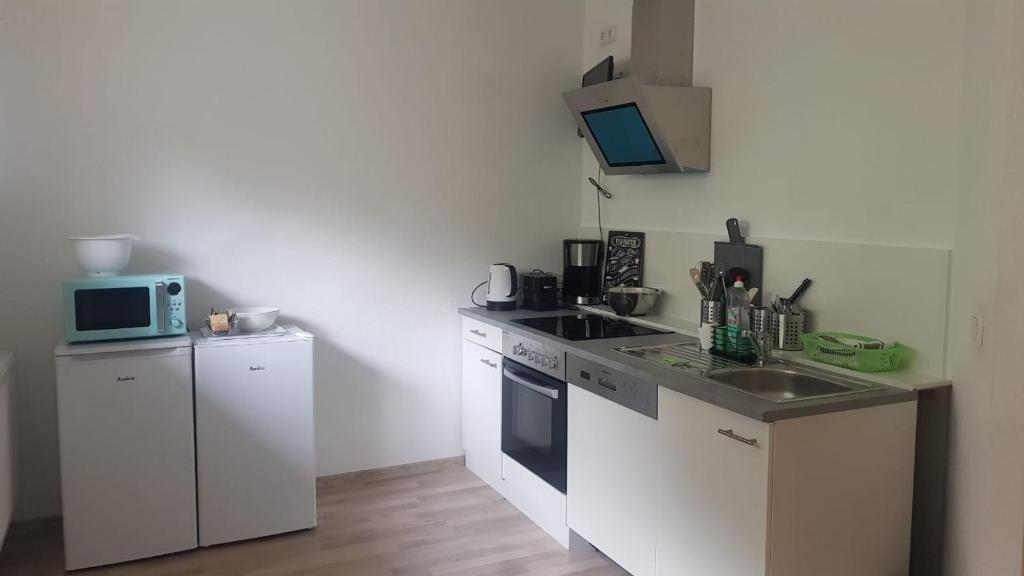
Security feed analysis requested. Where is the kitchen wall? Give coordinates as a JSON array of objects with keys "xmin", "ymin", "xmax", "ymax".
[
  {"xmin": 0, "ymin": 0, "xmax": 584, "ymax": 520},
  {"xmin": 944, "ymin": 0, "xmax": 1024, "ymax": 573},
  {"xmin": 580, "ymin": 1, "xmax": 1024, "ymax": 574},
  {"xmin": 579, "ymin": 0, "xmax": 963, "ymax": 247},
  {"xmin": 576, "ymin": 0, "xmax": 966, "ymax": 374}
]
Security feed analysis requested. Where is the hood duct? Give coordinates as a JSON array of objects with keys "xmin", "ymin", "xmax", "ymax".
[{"xmin": 563, "ymin": 0, "xmax": 711, "ymax": 174}]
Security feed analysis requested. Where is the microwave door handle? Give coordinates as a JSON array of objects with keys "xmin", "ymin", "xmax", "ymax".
[
  {"xmin": 155, "ymin": 282, "xmax": 166, "ymax": 333},
  {"xmin": 503, "ymin": 369, "xmax": 559, "ymax": 400}
]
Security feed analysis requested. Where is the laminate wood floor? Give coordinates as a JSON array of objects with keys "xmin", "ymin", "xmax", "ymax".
[{"xmin": 0, "ymin": 457, "xmax": 626, "ymax": 575}]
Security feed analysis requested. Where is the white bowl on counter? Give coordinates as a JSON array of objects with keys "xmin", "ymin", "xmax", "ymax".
[
  {"xmin": 232, "ymin": 307, "xmax": 280, "ymax": 332},
  {"xmin": 68, "ymin": 235, "xmax": 140, "ymax": 276}
]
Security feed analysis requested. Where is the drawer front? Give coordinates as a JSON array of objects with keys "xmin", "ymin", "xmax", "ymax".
[{"xmin": 462, "ymin": 317, "xmax": 501, "ymax": 352}]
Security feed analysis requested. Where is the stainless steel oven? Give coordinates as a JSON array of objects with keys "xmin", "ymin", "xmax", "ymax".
[{"xmin": 501, "ymin": 357, "xmax": 567, "ymax": 493}]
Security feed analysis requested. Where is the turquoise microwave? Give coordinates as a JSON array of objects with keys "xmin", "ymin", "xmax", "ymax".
[{"xmin": 63, "ymin": 274, "xmax": 187, "ymax": 343}]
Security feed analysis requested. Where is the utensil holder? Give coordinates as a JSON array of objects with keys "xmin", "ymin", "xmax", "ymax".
[
  {"xmin": 752, "ymin": 307, "xmax": 771, "ymax": 334},
  {"xmin": 770, "ymin": 311, "xmax": 806, "ymax": 351},
  {"xmin": 701, "ymin": 299, "xmax": 724, "ymax": 326}
]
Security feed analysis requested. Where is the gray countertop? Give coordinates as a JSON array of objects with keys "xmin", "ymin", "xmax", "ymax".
[{"xmin": 459, "ymin": 307, "xmax": 916, "ymax": 422}]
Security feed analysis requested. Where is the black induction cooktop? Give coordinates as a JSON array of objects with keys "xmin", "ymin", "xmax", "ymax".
[{"xmin": 511, "ymin": 314, "xmax": 670, "ymax": 341}]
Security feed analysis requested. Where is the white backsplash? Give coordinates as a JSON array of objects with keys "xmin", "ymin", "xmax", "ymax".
[{"xmin": 580, "ymin": 227, "xmax": 951, "ymax": 377}]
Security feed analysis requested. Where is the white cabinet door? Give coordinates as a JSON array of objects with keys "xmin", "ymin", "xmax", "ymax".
[
  {"xmin": 195, "ymin": 338, "xmax": 316, "ymax": 546},
  {"xmin": 462, "ymin": 339, "xmax": 502, "ymax": 491},
  {"xmin": 657, "ymin": 388, "xmax": 771, "ymax": 576},
  {"xmin": 56, "ymin": 348, "xmax": 197, "ymax": 570},
  {"xmin": 568, "ymin": 384, "xmax": 657, "ymax": 576}
]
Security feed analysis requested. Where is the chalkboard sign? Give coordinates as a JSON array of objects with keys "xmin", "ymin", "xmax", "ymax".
[{"xmin": 604, "ymin": 230, "xmax": 645, "ymax": 288}]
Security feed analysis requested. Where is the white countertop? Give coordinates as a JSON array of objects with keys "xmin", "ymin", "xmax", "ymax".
[
  {"xmin": 191, "ymin": 324, "xmax": 313, "ymax": 348},
  {"xmin": 54, "ymin": 335, "xmax": 194, "ymax": 357},
  {"xmin": 577, "ymin": 304, "xmax": 951, "ymax": 391}
]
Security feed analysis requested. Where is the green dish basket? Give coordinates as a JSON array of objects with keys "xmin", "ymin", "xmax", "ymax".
[
  {"xmin": 800, "ymin": 332, "xmax": 909, "ymax": 373},
  {"xmin": 712, "ymin": 325, "xmax": 754, "ymax": 363}
]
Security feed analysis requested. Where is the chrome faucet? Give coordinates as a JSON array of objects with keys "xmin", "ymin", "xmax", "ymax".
[{"xmin": 742, "ymin": 329, "xmax": 772, "ymax": 367}]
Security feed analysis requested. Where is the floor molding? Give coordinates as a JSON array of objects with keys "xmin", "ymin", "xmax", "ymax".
[{"xmin": 7, "ymin": 515, "xmax": 61, "ymax": 538}]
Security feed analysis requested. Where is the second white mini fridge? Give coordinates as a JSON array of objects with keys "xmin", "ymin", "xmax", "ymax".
[{"xmin": 193, "ymin": 325, "xmax": 316, "ymax": 546}]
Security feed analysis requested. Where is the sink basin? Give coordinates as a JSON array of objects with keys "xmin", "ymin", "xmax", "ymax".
[{"xmin": 705, "ymin": 366, "xmax": 883, "ymax": 403}]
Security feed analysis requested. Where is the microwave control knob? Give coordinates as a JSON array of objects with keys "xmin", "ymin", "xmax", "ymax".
[
  {"xmin": 171, "ymin": 318, "xmax": 184, "ymax": 329},
  {"xmin": 167, "ymin": 282, "xmax": 182, "ymax": 295}
]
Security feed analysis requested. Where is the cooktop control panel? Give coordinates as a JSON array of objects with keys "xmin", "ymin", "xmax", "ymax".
[{"xmin": 502, "ymin": 332, "xmax": 565, "ymax": 381}]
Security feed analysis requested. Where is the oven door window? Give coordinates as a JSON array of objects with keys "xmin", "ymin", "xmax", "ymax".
[
  {"xmin": 501, "ymin": 360, "xmax": 567, "ymax": 493},
  {"xmin": 74, "ymin": 287, "xmax": 151, "ymax": 331}
]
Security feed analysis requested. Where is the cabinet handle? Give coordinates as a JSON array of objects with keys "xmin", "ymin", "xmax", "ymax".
[
  {"xmin": 717, "ymin": 428, "xmax": 758, "ymax": 446},
  {"xmin": 479, "ymin": 358, "xmax": 497, "ymax": 369},
  {"xmin": 469, "ymin": 329, "xmax": 487, "ymax": 338}
]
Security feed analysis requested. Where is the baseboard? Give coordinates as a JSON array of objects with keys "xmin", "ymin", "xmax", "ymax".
[
  {"xmin": 316, "ymin": 455, "xmax": 466, "ymax": 488},
  {"xmin": 7, "ymin": 515, "xmax": 62, "ymax": 537}
]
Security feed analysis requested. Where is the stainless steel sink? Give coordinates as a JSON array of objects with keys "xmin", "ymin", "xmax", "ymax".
[{"xmin": 705, "ymin": 366, "xmax": 884, "ymax": 403}]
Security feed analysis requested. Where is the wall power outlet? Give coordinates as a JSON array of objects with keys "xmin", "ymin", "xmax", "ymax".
[{"xmin": 600, "ymin": 25, "xmax": 617, "ymax": 47}]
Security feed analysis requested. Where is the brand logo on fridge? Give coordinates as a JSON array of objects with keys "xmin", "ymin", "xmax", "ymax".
[
  {"xmin": 249, "ymin": 365, "xmax": 266, "ymax": 372},
  {"xmin": 116, "ymin": 376, "xmax": 135, "ymax": 382}
]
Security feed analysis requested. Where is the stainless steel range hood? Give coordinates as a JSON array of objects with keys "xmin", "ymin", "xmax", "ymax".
[{"xmin": 563, "ymin": 0, "xmax": 711, "ymax": 174}]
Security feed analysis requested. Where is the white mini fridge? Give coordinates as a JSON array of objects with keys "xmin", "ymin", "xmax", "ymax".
[
  {"xmin": 193, "ymin": 325, "xmax": 316, "ymax": 546},
  {"xmin": 55, "ymin": 336, "xmax": 198, "ymax": 570}
]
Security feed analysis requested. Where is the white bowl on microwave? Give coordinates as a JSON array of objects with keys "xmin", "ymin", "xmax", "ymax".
[
  {"xmin": 68, "ymin": 235, "xmax": 140, "ymax": 276},
  {"xmin": 232, "ymin": 307, "xmax": 280, "ymax": 332}
]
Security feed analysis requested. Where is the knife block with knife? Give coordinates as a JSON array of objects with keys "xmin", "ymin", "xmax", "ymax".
[{"xmin": 714, "ymin": 218, "xmax": 764, "ymax": 306}]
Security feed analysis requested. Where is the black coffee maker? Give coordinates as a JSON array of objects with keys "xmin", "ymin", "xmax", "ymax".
[{"xmin": 562, "ymin": 239, "xmax": 603, "ymax": 305}]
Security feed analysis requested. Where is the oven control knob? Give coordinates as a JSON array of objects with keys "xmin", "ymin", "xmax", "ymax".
[
  {"xmin": 527, "ymin": 351, "xmax": 535, "ymax": 361},
  {"xmin": 512, "ymin": 344, "xmax": 522, "ymax": 355},
  {"xmin": 551, "ymin": 356, "xmax": 559, "ymax": 368},
  {"xmin": 540, "ymin": 357, "xmax": 549, "ymax": 367}
]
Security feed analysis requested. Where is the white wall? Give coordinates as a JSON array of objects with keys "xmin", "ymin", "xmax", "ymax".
[
  {"xmin": 0, "ymin": 0, "xmax": 584, "ymax": 520},
  {"xmin": 580, "ymin": 1, "xmax": 1024, "ymax": 574},
  {"xmin": 944, "ymin": 0, "xmax": 1024, "ymax": 573},
  {"xmin": 576, "ymin": 0, "xmax": 964, "ymax": 372},
  {"xmin": 579, "ymin": 0, "xmax": 964, "ymax": 247}
]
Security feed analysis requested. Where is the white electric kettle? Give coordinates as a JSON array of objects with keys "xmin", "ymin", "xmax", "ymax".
[{"xmin": 486, "ymin": 263, "xmax": 518, "ymax": 311}]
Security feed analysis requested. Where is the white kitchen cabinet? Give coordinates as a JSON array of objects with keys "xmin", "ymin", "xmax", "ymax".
[
  {"xmin": 568, "ymin": 384, "xmax": 657, "ymax": 576},
  {"xmin": 462, "ymin": 338, "xmax": 502, "ymax": 491},
  {"xmin": 657, "ymin": 387, "xmax": 917, "ymax": 576},
  {"xmin": 656, "ymin": 388, "xmax": 770, "ymax": 576}
]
